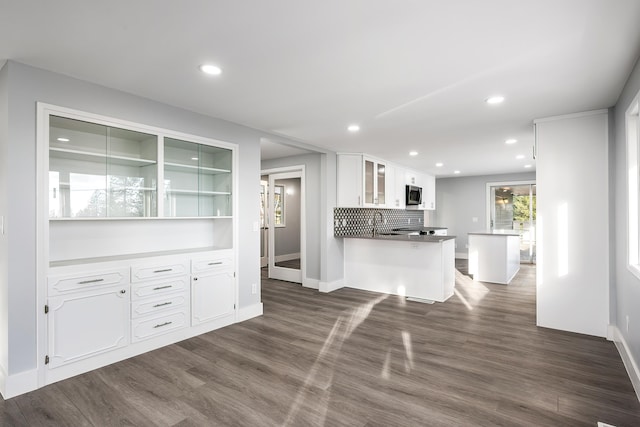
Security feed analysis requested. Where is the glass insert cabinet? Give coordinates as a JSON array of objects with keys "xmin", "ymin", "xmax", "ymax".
[{"xmin": 48, "ymin": 114, "xmax": 233, "ymax": 219}]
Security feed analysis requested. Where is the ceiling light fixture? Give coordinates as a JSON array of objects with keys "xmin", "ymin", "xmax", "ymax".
[
  {"xmin": 524, "ymin": 164, "xmax": 532, "ymax": 168},
  {"xmin": 435, "ymin": 162, "xmax": 444, "ymax": 167},
  {"xmin": 409, "ymin": 151, "xmax": 418, "ymax": 156},
  {"xmin": 57, "ymin": 137, "xmax": 70, "ymax": 142},
  {"xmin": 454, "ymin": 170, "xmax": 461, "ymax": 174},
  {"xmin": 347, "ymin": 124, "xmax": 360, "ymax": 132},
  {"xmin": 485, "ymin": 95, "xmax": 505, "ymax": 105},
  {"xmin": 505, "ymin": 139, "xmax": 517, "ymax": 144},
  {"xmin": 191, "ymin": 157, "xmax": 199, "ymax": 161},
  {"xmin": 516, "ymin": 154, "xmax": 525, "ymax": 160},
  {"xmin": 200, "ymin": 64, "xmax": 222, "ymax": 76}
]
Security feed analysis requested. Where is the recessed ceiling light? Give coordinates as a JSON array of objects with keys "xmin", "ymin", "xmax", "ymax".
[
  {"xmin": 57, "ymin": 137, "xmax": 70, "ymax": 142},
  {"xmin": 409, "ymin": 151, "xmax": 418, "ymax": 156},
  {"xmin": 200, "ymin": 64, "xmax": 222, "ymax": 75},
  {"xmin": 516, "ymin": 154, "xmax": 525, "ymax": 160},
  {"xmin": 191, "ymin": 157, "xmax": 199, "ymax": 161},
  {"xmin": 454, "ymin": 170, "xmax": 461, "ymax": 174},
  {"xmin": 347, "ymin": 124, "xmax": 360, "ymax": 132},
  {"xmin": 505, "ymin": 139, "xmax": 517, "ymax": 144},
  {"xmin": 524, "ymin": 164, "xmax": 532, "ymax": 168},
  {"xmin": 485, "ymin": 95, "xmax": 504, "ymax": 105},
  {"xmin": 435, "ymin": 162, "xmax": 444, "ymax": 167}
]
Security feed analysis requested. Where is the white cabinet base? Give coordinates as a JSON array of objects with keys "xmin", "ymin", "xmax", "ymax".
[{"xmin": 468, "ymin": 233, "xmax": 520, "ymax": 284}]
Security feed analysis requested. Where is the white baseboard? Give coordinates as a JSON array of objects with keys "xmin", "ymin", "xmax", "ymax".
[
  {"xmin": 0, "ymin": 366, "xmax": 39, "ymax": 399},
  {"xmin": 303, "ymin": 277, "xmax": 319, "ymax": 290},
  {"xmin": 455, "ymin": 252, "xmax": 468, "ymax": 259},
  {"xmin": 319, "ymin": 279, "xmax": 344, "ymax": 293},
  {"xmin": 274, "ymin": 253, "xmax": 300, "ymax": 263},
  {"xmin": 611, "ymin": 325, "xmax": 640, "ymax": 402},
  {"xmin": 237, "ymin": 302, "xmax": 263, "ymax": 322}
]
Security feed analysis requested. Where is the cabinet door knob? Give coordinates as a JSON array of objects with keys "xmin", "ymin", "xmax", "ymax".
[
  {"xmin": 120, "ymin": 289, "xmax": 126, "ymax": 294},
  {"xmin": 193, "ymin": 277, "xmax": 198, "ymax": 281}
]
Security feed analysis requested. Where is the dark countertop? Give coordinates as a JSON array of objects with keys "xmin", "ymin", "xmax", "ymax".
[
  {"xmin": 343, "ymin": 233, "xmax": 456, "ymax": 243},
  {"xmin": 394, "ymin": 226, "xmax": 448, "ymax": 231}
]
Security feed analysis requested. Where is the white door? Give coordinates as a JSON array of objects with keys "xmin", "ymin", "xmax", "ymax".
[
  {"xmin": 191, "ymin": 270, "xmax": 235, "ymax": 325},
  {"xmin": 268, "ymin": 171, "xmax": 304, "ymax": 283},
  {"xmin": 47, "ymin": 286, "xmax": 129, "ymax": 368},
  {"xmin": 260, "ymin": 179, "xmax": 269, "ymax": 268}
]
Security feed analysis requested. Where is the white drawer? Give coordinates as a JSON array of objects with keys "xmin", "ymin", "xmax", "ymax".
[
  {"xmin": 131, "ymin": 276, "xmax": 189, "ymax": 300},
  {"xmin": 131, "ymin": 260, "xmax": 189, "ymax": 283},
  {"xmin": 131, "ymin": 310, "xmax": 188, "ymax": 343},
  {"xmin": 191, "ymin": 255, "xmax": 234, "ymax": 274},
  {"xmin": 131, "ymin": 292, "xmax": 187, "ymax": 319},
  {"xmin": 48, "ymin": 268, "xmax": 129, "ymax": 295}
]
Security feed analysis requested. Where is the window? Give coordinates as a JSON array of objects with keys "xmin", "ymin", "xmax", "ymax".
[
  {"xmin": 627, "ymin": 89, "xmax": 640, "ymax": 279},
  {"xmin": 274, "ymin": 184, "xmax": 285, "ymax": 227}
]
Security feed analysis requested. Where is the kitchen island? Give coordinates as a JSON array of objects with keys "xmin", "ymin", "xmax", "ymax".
[
  {"xmin": 468, "ymin": 230, "xmax": 520, "ymax": 284},
  {"xmin": 343, "ymin": 233, "xmax": 456, "ymax": 302}
]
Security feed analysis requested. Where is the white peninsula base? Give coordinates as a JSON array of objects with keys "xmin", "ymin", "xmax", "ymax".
[{"xmin": 344, "ymin": 237, "xmax": 455, "ymax": 302}]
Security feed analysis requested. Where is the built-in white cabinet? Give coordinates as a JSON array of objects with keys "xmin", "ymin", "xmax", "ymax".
[
  {"xmin": 48, "ymin": 113, "xmax": 233, "ymax": 219},
  {"xmin": 337, "ymin": 153, "xmax": 435, "ymax": 210},
  {"xmin": 47, "ymin": 268, "xmax": 131, "ymax": 368},
  {"xmin": 337, "ymin": 154, "xmax": 390, "ymax": 207},
  {"xmin": 164, "ymin": 138, "xmax": 232, "ymax": 217},
  {"xmin": 191, "ymin": 251, "xmax": 235, "ymax": 326},
  {"xmin": 423, "ymin": 173, "xmax": 436, "ymax": 210},
  {"xmin": 46, "ymin": 249, "xmax": 235, "ymax": 373}
]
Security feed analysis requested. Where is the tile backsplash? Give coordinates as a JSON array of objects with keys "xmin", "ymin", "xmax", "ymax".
[{"xmin": 334, "ymin": 208, "xmax": 425, "ymax": 236}]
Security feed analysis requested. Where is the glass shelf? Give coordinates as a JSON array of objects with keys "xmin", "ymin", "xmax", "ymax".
[
  {"xmin": 49, "ymin": 116, "xmax": 158, "ymax": 218},
  {"xmin": 164, "ymin": 137, "xmax": 232, "ymax": 217}
]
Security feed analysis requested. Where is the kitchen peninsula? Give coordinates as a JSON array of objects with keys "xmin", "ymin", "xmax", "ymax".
[{"xmin": 342, "ymin": 232, "xmax": 456, "ymax": 302}]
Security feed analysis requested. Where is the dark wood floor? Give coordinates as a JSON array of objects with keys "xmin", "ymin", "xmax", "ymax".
[{"xmin": 2, "ymin": 261, "xmax": 640, "ymax": 426}]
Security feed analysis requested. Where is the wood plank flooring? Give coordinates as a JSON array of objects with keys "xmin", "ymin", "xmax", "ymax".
[{"xmin": 2, "ymin": 261, "xmax": 640, "ymax": 426}]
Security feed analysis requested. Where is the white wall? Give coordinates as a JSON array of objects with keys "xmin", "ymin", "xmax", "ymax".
[
  {"xmin": 0, "ymin": 60, "xmax": 320, "ymax": 389},
  {"xmin": 613, "ymin": 56, "xmax": 640, "ymax": 381},
  {"xmin": 535, "ymin": 110, "xmax": 609, "ymax": 338},
  {"xmin": 435, "ymin": 172, "xmax": 536, "ymax": 257}
]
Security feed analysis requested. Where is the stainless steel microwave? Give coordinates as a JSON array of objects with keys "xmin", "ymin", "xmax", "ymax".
[{"xmin": 406, "ymin": 185, "xmax": 422, "ymax": 206}]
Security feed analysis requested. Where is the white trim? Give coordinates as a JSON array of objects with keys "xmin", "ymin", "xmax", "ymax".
[
  {"xmin": 236, "ymin": 303, "xmax": 263, "ymax": 322},
  {"xmin": 274, "ymin": 253, "xmax": 300, "ymax": 263},
  {"xmin": 455, "ymin": 252, "xmax": 469, "ymax": 259},
  {"xmin": 319, "ymin": 279, "xmax": 344, "ymax": 293},
  {"xmin": 0, "ymin": 368, "xmax": 39, "ymax": 399},
  {"xmin": 626, "ymin": 89, "xmax": 640, "ymax": 280},
  {"xmin": 302, "ymin": 277, "xmax": 319, "ymax": 289},
  {"xmin": 611, "ymin": 325, "xmax": 640, "ymax": 403},
  {"xmin": 533, "ymin": 109, "xmax": 609, "ymax": 124}
]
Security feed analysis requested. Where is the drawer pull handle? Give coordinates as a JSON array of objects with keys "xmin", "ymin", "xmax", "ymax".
[
  {"xmin": 153, "ymin": 268, "xmax": 173, "ymax": 273},
  {"xmin": 153, "ymin": 321, "xmax": 172, "ymax": 329},
  {"xmin": 208, "ymin": 261, "xmax": 223, "ymax": 266},
  {"xmin": 78, "ymin": 278, "xmax": 104, "ymax": 284},
  {"xmin": 153, "ymin": 285, "xmax": 172, "ymax": 291},
  {"xmin": 153, "ymin": 301, "xmax": 172, "ymax": 308}
]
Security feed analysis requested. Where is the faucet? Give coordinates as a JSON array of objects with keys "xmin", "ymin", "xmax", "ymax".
[{"xmin": 372, "ymin": 210, "xmax": 384, "ymax": 235}]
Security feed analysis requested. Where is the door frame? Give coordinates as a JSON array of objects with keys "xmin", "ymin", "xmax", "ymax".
[
  {"xmin": 486, "ymin": 180, "xmax": 536, "ymax": 263},
  {"xmin": 261, "ymin": 165, "xmax": 306, "ymax": 284}
]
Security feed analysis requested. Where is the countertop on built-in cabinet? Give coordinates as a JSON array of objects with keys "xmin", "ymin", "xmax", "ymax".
[{"xmin": 468, "ymin": 230, "xmax": 520, "ymax": 236}]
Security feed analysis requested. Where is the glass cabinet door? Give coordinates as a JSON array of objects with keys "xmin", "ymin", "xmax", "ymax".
[
  {"xmin": 163, "ymin": 137, "xmax": 232, "ymax": 217},
  {"xmin": 376, "ymin": 162, "xmax": 386, "ymax": 205},
  {"xmin": 49, "ymin": 116, "xmax": 157, "ymax": 218}
]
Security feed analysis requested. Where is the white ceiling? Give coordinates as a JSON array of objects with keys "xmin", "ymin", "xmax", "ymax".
[{"xmin": 2, "ymin": 0, "xmax": 640, "ymax": 177}]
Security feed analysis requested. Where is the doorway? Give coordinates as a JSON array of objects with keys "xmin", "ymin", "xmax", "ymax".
[
  {"xmin": 261, "ymin": 167, "xmax": 305, "ymax": 283},
  {"xmin": 487, "ymin": 181, "xmax": 536, "ymax": 263}
]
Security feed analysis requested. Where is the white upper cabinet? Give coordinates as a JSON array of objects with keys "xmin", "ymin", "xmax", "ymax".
[
  {"xmin": 49, "ymin": 116, "xmax": 158, "ymax": 218},
  {"xmin": 47, "ymin": 110, "xmax": 234, "ymax": 219},
  {"xmin": 422, "ymin": 173, "xmax": 436, "ymax": 210},
  {"xmin": 337, "ymin": 154, "xmax": 390, "ymax": 207}
]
